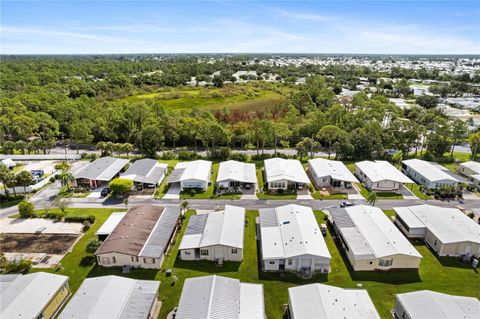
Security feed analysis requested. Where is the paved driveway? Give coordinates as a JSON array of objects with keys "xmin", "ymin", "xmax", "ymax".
[
  {"xmin": 0, "ymin": 218, "xmax": 83, "ymax": 234},
  {"xmin": 164, "ymin": 185, "xmax": 180, "ymax": 199}
]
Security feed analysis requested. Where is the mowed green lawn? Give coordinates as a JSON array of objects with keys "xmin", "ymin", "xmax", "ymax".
[
  {"xmin": 117, "ymin": 87, "xmax": 286, "ymax": 111},
  {"xmin": 29, "ymin": 207, "xmax": 480, "ymax": 318}
]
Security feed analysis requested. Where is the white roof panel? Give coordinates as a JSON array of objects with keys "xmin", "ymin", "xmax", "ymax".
[
  {"xmin": 308, "ymin": 158, "xmax": 359, "ymax": 183},
  {"xmin": 356, "ymin": 160, "xmax": 413, "ymax": 183},
  {"xmin": 58, "ymin": 275, "xmax": 159, "ymax": 319},
  {"xmin": 95, "ymin": 212, "xmax": 127, "ymax": 236},
  {"xmin": 217, "ymin": 160, "xmax": 257, "ymax": 184},
  {"xmin": 259, "ymin": 204, "xmax": 331, "ymax": 260},
  {"xmin": 73, "ymin": 156, "xmax": 129, "ymax": 181},
  {"xmin": 239, "ymin": 283, "xmax": 265, "ymax": 319},
  {"xmin": 402, "ymin": 159, "xmax": 459, "ymax": 182},
  {"xmin": 170, "ymin": 160, "xmax": 212, "ymax": 183},
  {"xmin": 121, "ymin": 159, "xmax": 167, "ymax": 184},
  {"xmin": 264, "ymin": 158, "xmax": 310, "ymax": 184},
  {"xmin": 1, "ymin": 272, "xmax": 68, "ymax": 319},
  {"xmin": 289, "ymin": 284, "xmax": 380, "ymax": 319},
  {"xmin": 340, "ymin": 205, "xmax": 422, "ymax": 259},
  {"xmin": 393, "ymin": 205, "xmax": 480, "ymax": 244},
  {"xmin": 180, "ymin": 205, "xmax": 245, "ymax": 250},
  {"xmin": 460, "ymin": 161, "xmax": 480, "ymax": 174},
  {"xmin": 396, "ymin": 290, "xmax": 480, "ymax": 319}
]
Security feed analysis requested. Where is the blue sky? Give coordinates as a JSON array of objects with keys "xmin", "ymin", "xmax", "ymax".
[{"xmin": 1, "ymin": 1, "xmax": 479, "ymax": 54}]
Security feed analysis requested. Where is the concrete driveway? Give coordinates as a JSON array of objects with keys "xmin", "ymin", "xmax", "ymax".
[
  {"xmin": 164, "ymin": 186, "xmax": 180, "ymax": 199},
  {"xmin": 0, "ymin": 218, "xmax": 83, "ymax": 234}
]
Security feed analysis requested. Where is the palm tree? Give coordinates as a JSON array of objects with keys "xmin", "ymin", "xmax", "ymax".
[
  {"xmin": 16, "ymin": 171, "xmax": 33, "ymax": 197},
  {"xmin": 0, "ymin": 166, "xmax": 15, "ymax": 199},
  {"xmin": 59, "ymin": 172, "xmax": 74, "ymax": 190},
  {"xmin": 367, "ymin": 191, "xmax": 378, "ymax": 206}
]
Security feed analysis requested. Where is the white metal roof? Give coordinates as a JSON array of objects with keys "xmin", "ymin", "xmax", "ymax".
[
  {"xmin": 460, "ymin": 161, "xmax": 480, "ymax": 174},
  {"xmin": 308, "ymin": 158, "xmax": 359, "ymax": 183},
  {"xmin": 259, "ymin": 204, "xmax": 331, "ymax": 260},
  {"xmin": 264, "ymin": 158, "xmax": 310, "ymax": 184},
  {"xmin": 356, "ymin": 160, "xmax": 413, "ymax": 183},
  {"xmin": 338, "ymin": 205, "xmax": 422, "ymax": 259},
  {"xmin": 95, "ymin": 212, "xmax": 127, "ymax": 236},
  {"xmin": 402, "ymin": 159, "xmax": 459, "ymax": 183},
  {"xmin": 396, "ymin": 290, "xmax": 480, "ymax": 319},
  {"xmin": 393, "ymin": 205, "xmax": 480, "ymax": 245},
  {"xmin": 73, "ymin": 156, "xmax": 129, "ymax": 181},
  {"xmin": 0, "ymin": 272, "xmax": 69, "ymax": 319},
  {"xmin": 175, "ymin": 275, "xmax": 264, "ymax": 319},
  {"xmin": 179, "ymin": 205, "xmax": 245, "ymax": 250},
  {"xmin": 120, "ymin": 159, "xmax": 167, "ymax": 184},
  {"xmin": 58, "ymin": 275, "xmax": 159, "ymax": 319},
  {"xmin": 217, "ymin": 160, "xmax": 257, "ymax": 184},
  {"xmin": 169, "ymin": 160, "xmax": 212, "ymax": 183},
  {"xmin": 289, "ymin": 284, "xmax": 380, "ymax": 319}
]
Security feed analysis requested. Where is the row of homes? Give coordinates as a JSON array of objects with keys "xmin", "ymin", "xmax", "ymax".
[
  {"xmin": 72, "ymin": 156, "xmax": 479, "ymax": 193},
  {"xmin": 3, "ymin": 272, "xmax": 478, "ymax": 319}
]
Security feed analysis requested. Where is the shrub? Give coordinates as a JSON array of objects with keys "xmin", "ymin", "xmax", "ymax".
[
  {"xmin": 178, "ymin": 150, "xmax": 199, "ymax": 161},
  {"xmin": 45, "ymin": 210, "xmax": 64, "ymax": 221},
  {"xmin": 209, "ymin": 147, "xmax": 231, "ymax": 160},
  {"xmin": 4, "ymin": 258, "xmax": 32, "ymax": 273},
  {"xmin": 80, "ymin": 152, "xmax": 88, "ymax": 159},
  {"xmin": 18, "ymin": 200, "xmax": 35, "ymax": 218},
  {"xmin": 108, "ymin": 178, "xmax": 134, "ymax": 196},
  {"xmin": 49, "ymin": 176, "xmax": 56, "ymax": 183},
  {"xmin": 251, "ymin": 153, "xmax": 272, "ymax": 161},
  {"xmin": 82, "ymin": 221, "xmax": 91, "ymax": 232},
  {"xmin": 79, "ymin": 255, "xmax": 96, "ymax": 266},
  {"xmin": 86, "ymin": 239, "xmax": 101, "ymax": 253},
  {"xmin": 64, "ymin": 214, "xmax": 95, "ymax": 224},
  {"xmin": 160, "ymin": 151, "xmax": 177, "ymax": 160},
  {"xmin": 230, "ymin": 152, "xmax": 248, "ymax": 162}
]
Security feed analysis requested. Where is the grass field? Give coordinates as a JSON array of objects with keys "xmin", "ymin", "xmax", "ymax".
[
  {"xmin": 311, "ymin": 192, "xmax": 348, "ymax": 200},
  {"xmin": 356, "ymin": 183, "xmax": 403, "ymax": 200},
  {"xmin": 408, "ymin": 183, "xmax": 433, "ymax": 199},
  {"xmin": 29, "ymin": 208, "xmax": 480, "ymax": 319},
  {"xmin": 116, "ymin": 85, "xmax": 286, "ymax": 111}
]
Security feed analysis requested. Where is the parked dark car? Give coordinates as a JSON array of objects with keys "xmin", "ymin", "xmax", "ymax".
[
  {"xmin": 340, "ymin": 201, "xmax": 355, "ymax": 208},
  {"xmin": 100, "ymin": 187, "xmax": 110, "ymax": 197},
  {"xmin": 30, "ymin": 170, "xmax": 44, "ymax": 177}
]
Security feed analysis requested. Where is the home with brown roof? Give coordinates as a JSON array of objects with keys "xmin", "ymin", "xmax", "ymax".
[{"xmin": 95, "ymin": 205, "xmax": 180, "ymax": 269}]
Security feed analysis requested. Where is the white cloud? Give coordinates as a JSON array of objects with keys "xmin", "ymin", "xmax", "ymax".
[{"xmin": 272, "ymin": 8, "xmax": 334, "ymax": 22}]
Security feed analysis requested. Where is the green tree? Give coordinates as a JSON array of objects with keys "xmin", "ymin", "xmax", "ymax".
[
  {"xmin": 109, "ymin": 178, "xmax": 133, "ymax": 196},
  {"xmin": 0, "ymin": 166, "xmax": 15, "ymax": 199},
  {"xmin": 70, "ymin": 122, "xmax": 93, "ymax": 154},
  {"xmin": 366, "ymin": 191, "xmax": 378, "ymax": 206},
  {"xmin": 468, "ymin": 131, "xmax": 480, "ymax": 160},
  {"xmin": 450, "ymin": 119, "xmax": 468, "ymax": 157},
  {"xmin": 16, "ymin": 171, "xmax": 33, "ymax": 196},
  {"xmin": 18, "ymin": 200, "xmax": 35, "ymax": 218},
  {"xmin": 416, "ymin": 95, "xmax": 438, "ymax": 109},
  {"xmin": 316, "ymin": 125, "xmax": 347, "ymax": 159},
  {"xmin": 139, "ymin": 125, "xmax": 164, "ymax": 158}
]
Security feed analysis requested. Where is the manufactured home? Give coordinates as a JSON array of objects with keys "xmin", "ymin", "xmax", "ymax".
[
  {"xmin": 216, "ymin": 160, "xmax": 257, "ymax": 190},
  {"xmin": 72, "ymin": 156, "xmax": 129, "ymax": 189},
  {"xmin": 308, "ymin": 158, "xmax": 359, "ymax": 189},
  {"xmin": 120, "ymin": 158, "xmax": 167, "ymax": 188},
  {"xmin": 168, "ymin": 160, "xmax": 212, "ymax": 191},
  {"xmin": 402, "ymin": 159, "xmax": 459, "ymax": 190},
  {"xmin": 263, "ymin": 158, "xmax": 310, "ymax": 190},
  {"xmin": 355, "ymin": 160, "xmax": 413, "ymax": 191}
]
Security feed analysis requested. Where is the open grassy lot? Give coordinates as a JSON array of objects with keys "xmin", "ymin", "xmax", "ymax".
[
  {"xmin": 407, "ymin": 183, "xmax": 433, "ymax": 199},
  {"xmin": 116, "ymin": 85, "xmax": 286, "ymax": 111},
  {"xmin": 38, "ymin": 208, "xmax": 480, "ymax": 319}
]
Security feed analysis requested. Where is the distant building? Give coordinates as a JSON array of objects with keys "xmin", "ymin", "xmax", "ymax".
[
  {"xmin": 288, "ymin": 283, "xmax": 380, "ymax": 319},
  {"xmin": 72, "ymin": 156, "xmax": 129, "ymax": 189},
  {"xmin": 308, "ymin": 158, "xmax": 359, "ymax": 189},
  {"xmin": 179, "ymin": 205, "xmax": 245, "ymax": 262},
  {"xmin": 355, "ymin": 160, "xmax": 413, "ymax": 191},
  {"xmin": 216, "ymin": 160, "xmax": 257, "ymax": 190},
  {"xmin": 263, "ymin": 158, "xmax": 310, "ymax": 190},
  {"xmin": 393, "ymin": 205, "xmax": 480, "ymax": 257},
  {"xmin": 402, "ymin": 159, "xmax": 459, "ymax": 190},
  {"xmin": 167, "ymin": 160, "xmax": 212, "ymax": 191},
  {"xmin": 458, "ymin": 161, "xmax": 480, "ymax": 179},
  {"xmin": 120, "ymin": 158, "xmax": 167, "ymax": 188},
  {"xmin": 258, "ymin": 204, "xmax": 331, "ymax": 274},
  {"xmin": 58, "ymin": 275, "xmax": 159, "ymax": 319},
  {"xmin": 329, "ymin": 205, "xmax": 422, "ymax": 271},
  {"xmin": 0, "ymin": 158, "xmax": 15, "ymax": 169},
  {"xmin": 0, "ymin": 272, "xmax": 70, "ymax": 319},
  {"xmin": 393, "ymin": 290, "xmax": 480, "ymax": 319},
  {"xmin": 95, "ymin": 205, "xmax": 180, "ymax": 269},
  {"xmin": 175, "ymin": 275, "xmax": 265, "ymax": 319}
]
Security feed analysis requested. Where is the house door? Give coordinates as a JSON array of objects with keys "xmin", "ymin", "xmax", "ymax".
[{"xmin": 465, "ymin": 244, "xmax": 471, "ymax": 255}]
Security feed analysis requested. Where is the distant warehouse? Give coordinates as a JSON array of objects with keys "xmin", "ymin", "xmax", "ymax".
[
  {"xmin": 329, "ymin": 205, "xmax": 422, "ymax": 271},
  {"xmin": 95, "ymin": 205, "xmax": 180, "ymax": 269},
  {"xmin": 393, "ymin": 204, "xmax": 480, "ymax": 257}
]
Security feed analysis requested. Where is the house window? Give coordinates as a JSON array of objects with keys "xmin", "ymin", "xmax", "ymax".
[
  {"xmin": 112, "ymin": 256, "xmax": 116, "ymax": 264},
  {"xmin": 231, "ymin": 248, "xmax": 238, "ymax": 254},
  {"xmin": 287, "ymin": 259, "xmax": 293, "ymax": 266},
  {"xmin": 102, "ymin": 257, "xmax": 110, "ymax": 265},
  {"xmin": 434, "ymin": 240, "xmax": 437, "ymax": 246},
  {"xmin": 151, "ymin": 258, "xmax": 156, "ymax": 263},
  {"xmin": 379, "ymin": 259, "xmax": 393, "ymax": 267},
  {"xmin": 184, "ymin": 251, "xmax": 191, "ymax": 255},
  {"xmin": 143, "ymin": 258, "xmax": 147, "ymax": 263},
  {"xmin": 269, "ymin": 261, "xmax": 275, "ymax": 265},
  {"xmin": 369, "ymin": 261, "xmax": 373, "ymax": 265},
  {"xmin": 201, "ymin": 249, "xmax": 209, "ymax": 256},
  {"xmin": 131, "ymin": 256, "xmax": 135, "ymax": 262}
]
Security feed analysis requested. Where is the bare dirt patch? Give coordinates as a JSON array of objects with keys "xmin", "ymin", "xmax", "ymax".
[{"xmin": 0, "ymin": 233, "xmax": 80, "ymax": 254}]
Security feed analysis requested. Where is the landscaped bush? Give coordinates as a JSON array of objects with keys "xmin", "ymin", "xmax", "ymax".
[
  {"xmin": 64, "ymin": 214, "xmax": 95, "ymax": 224},
  {"xmin": 209, "ymin": 147, "xmax": 231, "ymax": 160},
  {"xmin": 18, "ymin": 200, "xmax": 35, "ymax": 218},
  {"xmin": 160, "ymin": 151, "xmax": 177, "ymax": 160},
  {"xmin": 86, "ymin": 239, "xmax": 101, "ymax": 253},
  {"xmin": 108, "ymin": 178, "xmax": 133, "ymax": 196},
  {"xmin": 251, "ymin": 153, "xmax": 272, "ymax": 161},
  {"xmin": 178, "ymin": 150, "xmax": 199, "ymax": 160},
  {"xmin": 79, "ymin": 255, "xmax": 96, "ymax": 266},
  {"xmin": 45, "ymin": 210, "xmax": 65, "ymax": 221},
  {"xmin": 4, "ymin": 258, "xmax": 32, "ymax": 274},
  {"xmin": 229, "ymin": 152, "xmax": 248, "ymax": 162},
  {"xmin": 82, "ymin": 221, "xmax": 91, "ymax": 232}
]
